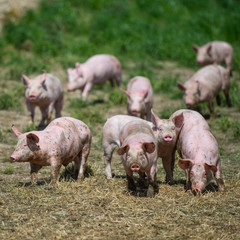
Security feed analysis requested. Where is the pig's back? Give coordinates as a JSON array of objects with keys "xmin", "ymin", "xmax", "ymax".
[{"xmin": 127, "ymin": 76, "xmax": 151, "ymax": 93}]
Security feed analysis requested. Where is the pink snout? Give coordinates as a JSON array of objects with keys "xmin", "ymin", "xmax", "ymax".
[
  {"xmin": 10, "ymin": 156, "xmax": 16, "ymax": 162},
  {"xmin": 29, "ymin": 94, "xmax": 37, "ymax": 101},
  {"xmin": 130, "ymin": 163, "xmax": 140, "ymax": 172},
  {"xmin": 67, "ymin": 88, "xmax": 73, "ymax": 92},
  {"xmin": 131, "ymin": 109, "xmax": 139, "ymax": 116},
  {"xmin": 192, "ymin": 188, "xmax": 201, "ymax": 195},
  {"xmin": 164, "ymin": 135, "xmax": 173, "ymax": 143}
]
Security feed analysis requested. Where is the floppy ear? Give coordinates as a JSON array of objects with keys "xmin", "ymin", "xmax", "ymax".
[
  {"xmin": 120, "ymin": 88, "xmax": 131, "ymax": 97},
  {"xmin": 142, "ymin": 142, "xmax": 155, "ymax": 154},
  {"xmin": 172, "ymin": 112, "xmax": 184, "ymax": 129},
  {"xmin": 205, "ymin": 163, "xmax": 217, "ymax": 173},
  {"xmin": 11, "ymin": 125, "xmax": 23, "ymax": 138},
  {"xmin": 178, "ymin": 158, "xmax": 193, "ymax": 170},
  {"xmin": 151, "ymin": 109, "xmax": 161, "ymax": 131},
  {"xmin": 177, "ymin": 82, "xmax": 186, "ymax": 92},
  {"xmin": 192, "ymin": 44, "xmax": 199, "ymax": 52},
  {"xmin": 75, "ymin": 62, "xmax": 83, "ymax": 77},
  {"xmin": 26, "ymin": 133, "xmax": 39, "ymax": 150},
  {"xmin": 22, "ymin": 74, "xmax": 30, "ymax": 86},
  {"xmin": 117, "ymin": 144, "xmax": 129, "ymax": 155}
]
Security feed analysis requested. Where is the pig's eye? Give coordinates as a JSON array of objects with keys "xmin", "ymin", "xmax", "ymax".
[{"xmin": 158, "ymin": 128, "xmax": 162, "ymax": 131}]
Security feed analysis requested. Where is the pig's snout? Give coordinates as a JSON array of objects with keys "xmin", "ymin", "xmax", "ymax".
[
  {"xmin": 164, "ymin": 135, "xmax": 173, "ymax": 143},
  {"xmin": 10, "ymin": 156, "xmax": 16, "ymax": 162},
  {"xmin": 130, "ymin": 163, "xmax": 140, "ymax": 172},
  {"xmin": 192, "ymin": 188, "xmax": 201, "ymax": 196},
  {"xmin": 131, "ymin": 109, "xmax": 139, "ymax": 116},
  {"xmin": 67, "ymin": 88, "xmax": 73, "ymax": 92},
  {"xmin": 29, "ymin": 93, "xmax": 37, "ymax": 101}
]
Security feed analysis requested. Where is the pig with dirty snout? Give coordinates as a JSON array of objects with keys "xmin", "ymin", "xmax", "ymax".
[
  {"xmin": 22, "ymin": 72, "xmax": 64, "ymax": 128},
  {"xmin": 121, "ymin": 76, "xmax": 153, "ymax": 121},
  {"xmin": 10, "ymin": 117, "xmax": 91, "ymax": 185},
  {"xmin": 192, "ymin": 41, "xmax": 233, "ymax": 70},
  {"xmin": 151, "ymin": 110, "xmax": 184, "ymax": 185},
  {"xmin": 170, "ymin": 109, "xmax": 225, "ymax": 194},
  {"xmin": 117, "ymin": 120, "xmax": 158, "ymax": 197},
  {"xmin": 178, "ymin": 65, "xmax": 231, "ymax": 119},
  {"xmin": 67, "ymin": 54, "xmax": 122, "ymax": 100}
]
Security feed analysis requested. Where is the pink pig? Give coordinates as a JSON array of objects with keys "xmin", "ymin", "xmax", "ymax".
[
  {"xmin": 22, "ymin": 72, "xmax": 64, "ymax": 128},
  {"xmin": 121, "ymin": 76, "xmax": 153, "ymax": 120},
  {"xmin": 67, "ymin": 54, "xmax": 122, "ymax": 100},
  {"xmin": 192, "ymin": 41, "xmax": 233, "ymax": 70},
  {"xmin": 117, "ymin": 120, "xmax": 158, "ymax": 197},
  {"xmin": 178, "ymin": 65, "xmax": 232, "ymax": 119},
  {"xmin": 10, "ymin": 117, "xmax": 91, "ymax": 185},
  {"xmin": 170, "ymin": 109, "xmax": 225, "ymax": 194}
]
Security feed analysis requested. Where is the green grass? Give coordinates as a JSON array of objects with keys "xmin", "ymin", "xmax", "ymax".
[{"xmin": 3, "ymin": 165, "xmax": 14, "ymax": 175}]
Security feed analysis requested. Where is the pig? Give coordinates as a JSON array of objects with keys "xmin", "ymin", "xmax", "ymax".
[
  {"xmin": 10, "ymin": 117, "xmax": 91, "ymax": 185},
  {"xmin": 121, "ymin": 76, "xmax": 153, "ymax": 120},
  {"xmin": 192, "ymin": 41, "xmax": 233, "ymax": 70},
  {"xmin": 151, "ymin": 110, "xmax": 184, "ymax": 185},
  {"xmin": 177, "ymin": 65, "xmax": 232, "ymax": 119},
  {"xmin": 22, "ymin": 72, "xmax": 64, "ymax": 128},
  {"xmin": 117, "ymin": 120, "xmax": 158, "ymax": 197},
  {"xmin": 102, "ymin": 111, "xmax": 184, "ymax": 185},
  {"xmin": 103, "ymin": 115, "xmax": 153, "ymax": 179},
  {"xmin": 170, "ymin": 109, "xmax": 225, "ymax": 194},
  {"xmin": 67, "ymin": 54, "xmax": 122, "ymax": 100}
]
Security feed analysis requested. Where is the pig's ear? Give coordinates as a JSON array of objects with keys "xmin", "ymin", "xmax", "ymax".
[
  {"xmin": 151, "ymin": 109, "xmax": 160, "ymax": 131},
  {"xmin": 22, "ymin": 74, "xmax": 30, "ymax": 86},
  {"xmin": 40, "ymin": 72, "xmax": 47, "ymax": 85},
  {"xmin": 204, "ymin": 163, "xmax": 217, "ymax": 173},
  {"xmin": 173, "ymin": 113, "xmax": 184, "ymax": 129},
  {"xmin": 178, "ymin": 158, "xmax": 193, "ymax": 170},
  {"xmin": 177, "ymin": 82, "xmax": 186, "ymax": 92},
  {"xmin": 207, "ymin": 44, "xmax": 212, "ymax": 57},
  {"xmin": 120, "ymin": 88, "xmax": 131, "ymax": 97},
  {"xmin": 142, "ymin": 142, "xmax": 155, "ymax": 153},
  {"xmin": 117, "ymin": 144, "xmax": 129, "ymax": 155},
  {"xmin": 67, "ymin": 68, "xmax": 73, "ymax": 73},
  {"xmin": 192, "ymin": 45, "xmax": 199, "ymax": 52},
  {"xmin": 75, "ymin": 62, "xmax": 83, "ymax": 77},
  {"xmin": 11, "ymin": 125, "xmax": 23, "ymax": 138},
  {"xmin": 26, "ymin": 133, "xmax": 40, "ymax": 150}
]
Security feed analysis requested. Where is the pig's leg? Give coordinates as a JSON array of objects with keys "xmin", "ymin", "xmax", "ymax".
[
  {"xmin": 55, "ymin": 95, "xmax": 63, "ymax": 118},
  {"xmin": 78, "ymin": 144, "xmax": 90, "ymax": 180},
  {"xmin": 115, "ymin": 75, "xmax": 121, "ymax": 87},
  {"xmin": 103, "ymin": 143, "xmax": 116, "ymax": 179},
  {"xmin": 26, "ymin": 102, "xmax": 35, "ymax": 124},
  {"xmin": 146, "ymin": 109, "xmax": 152, "ymax": 121},
  {"xmin": 223, "ymin": 89, "xmax": 232, "ymax": 107},
  {"xmin": 73, "ymin": 156, "xmax": 81, "ymax": 180},
  {"xmin": 214, "ymin": 161, "xmax": 225, "ymax": 192},
  {"xmin": 39, "ymin": 106, "xmax": 48, "ymax": 127},
  {"xmin": 138, "ymin": 171, "xmax": 146, "ymax": 188},
  {"xmin": 147, "ymin": 167, "xmax": 158, "ymax": 197},
  {"xmin": 162, "ymin": 156, "xmax": 174, "ymax": 185},
  {"xmin": 30, "ymin": 163, "xmax": 42, "ymax": 183},
  {"xmin": 216, "ymin": 94, "xmax": 221, "ymax": 106},
  {"xmin": 50, "ymin": 160, "xmax": 62, "ymax": 186},
  {"xmin": 208, "ymin": 100, "xmax": 215, "ymax": 120},
  {"xmin": 109, "ymin": 78, "xmax": 114, "ymax": 88},
  {"xmin": 47, "ymin": 103, "xmax": 54, "ymax": 124},
  {"xmin": 185, "ymin": 169, "xmax": 191, "ymax": 191},
  {"xmin": 82, "ymin": 83, "xmax": 93, "ymax": 100},
  {"xmin": 225, "ymin": 55, "xmax": 232, "ymax": 71}
]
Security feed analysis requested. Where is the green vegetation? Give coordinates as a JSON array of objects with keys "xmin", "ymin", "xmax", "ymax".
[{"xmin": 3, "ymin": 165, "xmax": 14, "ymax": 175}]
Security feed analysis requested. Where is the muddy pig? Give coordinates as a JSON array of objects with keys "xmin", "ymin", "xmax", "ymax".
[
  {"xmin": 117, "ymin": 120, "xmax": 158, "ymax": 197},
  {"xmin": 22, "ymin": 72, "xmax": 64, "ymax": 128},
  {"xmin": 67, "ymin": 54, "xmax": 122, "ymax": 100},
  {"xmin": 121, "ymin": 76, "xmax": 153, "ymax": 120},
  {"xmin": 151, "ymin": 110, "xmax": 184, "ymax": 184},
  {"xmin": 170, "ymin": 109, "xmax": 225, "ymax": 194},
  {"xmin": 10, "ymin": 117, "xmax": 91, "ymax": 185},
  {"xmin": 178, "ymin": 65, "xmax": 231, "ymax": 119},
  {"xmin": 192, "ymin": 41, "xmax": 233, "ymax": 70}
]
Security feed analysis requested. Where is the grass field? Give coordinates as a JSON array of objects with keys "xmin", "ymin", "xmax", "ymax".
[{"xmin": 0, "ymin": 0, "xmax": 240, "ymax": 239}]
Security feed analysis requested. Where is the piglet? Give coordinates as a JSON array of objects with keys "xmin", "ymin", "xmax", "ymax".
[
  {"xmin": 192, "ymin": 41, "xmax": 233, "ymax": 70},
  {"xmin": 121, "ymin": 76, "xmax": 153, "ymax": 120},
  {"xmin": 170, "ymin": 109, "xmax": 225, "ymax": 194},
  {"xmin": 10, "ymin": 117, "xmax": 91, "ymax": 185},
  {"xmin": 178, "ymin": 65, "xmax": 231, "ymax": 119},
  {"xmin": 22, "ymin": 72, "xmax": 64, "ymax": 128},
  {"xmin": 67, "ymin": 54, "xmax": 122, "ymax": 100},
  {"xmin": 117, "ymin": 120, "xmax": 158, "ymax": 197}
]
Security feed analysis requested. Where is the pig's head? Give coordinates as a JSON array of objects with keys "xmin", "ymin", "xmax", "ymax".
[
  {"xmin": 67, "ymin": 63, "xmax": 85, "ymax": 92},
  {"xmin": 192, "ymin": 44, "xmax": 213, "ymax": 66},
  {"xmin": 10, "ymin": 125, "xmax": 40, "ymax": 162},
  {"xmin": 178, "ymin": 81, "xmax": 201, "ymax": 109},
  {"xmin": 22, "ymin": 73, "xmax": 47, "ymax": 102},
  {"xmin": 121, "ymin": 88, "xmax": 149, "ymax": 116},
  {"xmin": 151, "ymin": 110, "xmax": 184, "ymax": 145},
  {"xmin": 117, "ymin": 142, "xmax": 155, "ymax": 172},
  {"xmin": 178, "ymin": 158, "xmax": 217, "ymax": 194}
]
